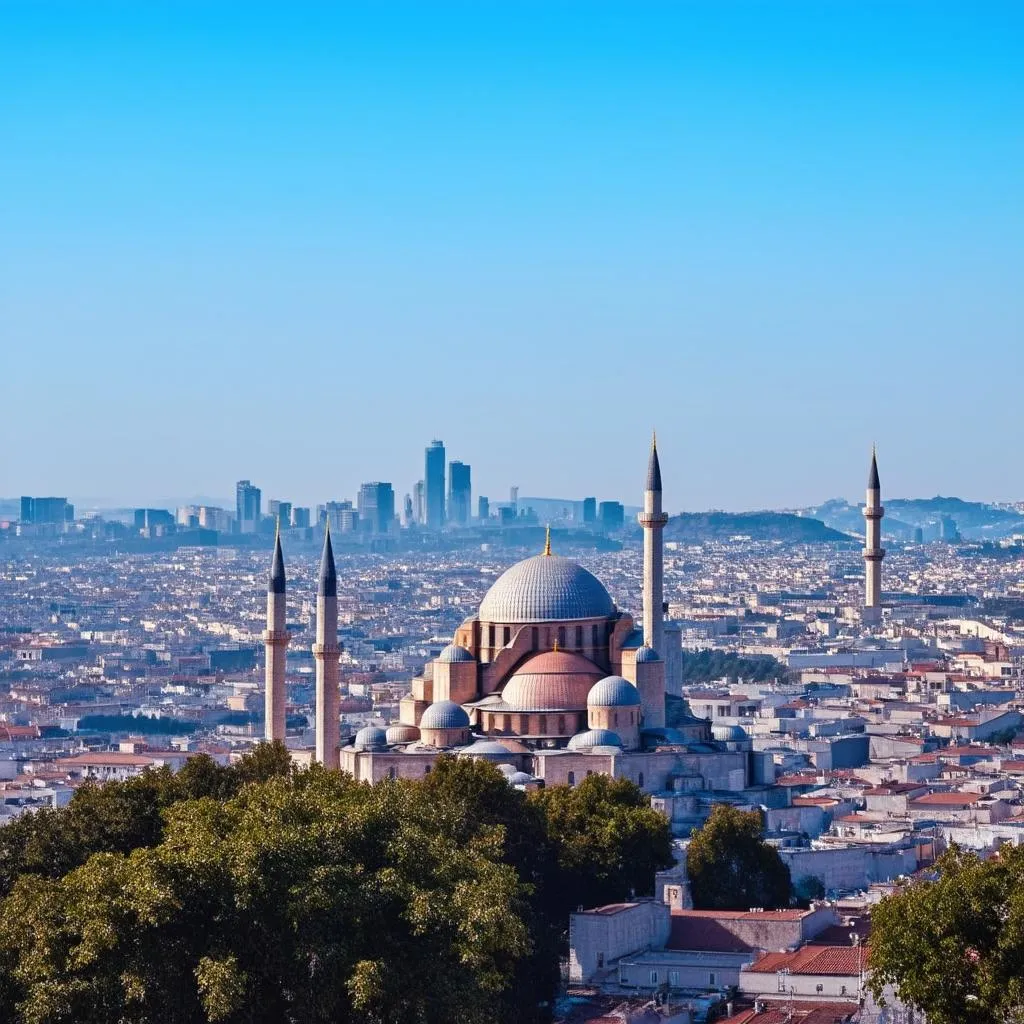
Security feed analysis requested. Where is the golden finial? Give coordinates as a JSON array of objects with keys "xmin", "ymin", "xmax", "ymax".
[
  {"xmin": 552, "ymin": 637, "xmax": 560, "ymax": 652},
  {"xmin": 544, "ymin": 525, "xmax": 552, "ymax": 556}
]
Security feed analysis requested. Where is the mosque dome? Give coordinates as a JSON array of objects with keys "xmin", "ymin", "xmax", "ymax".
[
  {"xmin": 353, "ymin": 726, "xmax": 388, "ymax": 751},
  {"xmin": 567, "ymin": 728, "xmax": 624, "ymax": 750},
  {"xmin": 635, "ymin": 645, "xmax": 660, "ymax": 663},
  {"xmin": 501, "ymin": 650, "xmax": 603, "ymax": 711},
  {"xmin": 587, "ymin": 675, "xmax": 642, "ymax": 708},
  {"xmin": 497, "ymin": 762, "xmax": 519, "ymax": 775},
  {"xmin": 457, "ymin": 739, "xmax": 517, "ymax": 763},
  {"xmin": 712, "ymin": 723, "xmax": 749, "ymax": 743},
  {"xmin": 478, "ymin": 554, "xmax": 615, "ymax": 623},
  {"xmin": 508, "ymin": 771, "xmax": 536, "ymax": 786},
  {"xmin": 420, "ymin": 700, "xmax": 471, "ymax": 731},
  {"xmin": 385, "ymin": 724, "xmax": 420, "ymax": 745},
  {"xmin": 437, "ymin": 643, "xmax": 475, "ymax": 663}
]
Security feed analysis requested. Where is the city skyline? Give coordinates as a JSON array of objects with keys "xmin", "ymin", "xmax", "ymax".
[{"xmin": 4, "ymin": 2, "xmax": 1022, "ymax": 510}]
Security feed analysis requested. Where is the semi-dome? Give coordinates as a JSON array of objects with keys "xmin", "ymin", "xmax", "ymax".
[
  {"xmin": 353, "ymin": 726, "xmax": 388, "ymax": 751},
  {"xmin": 385, "ymin": 724, "xmax": 420, "ymax": 745},
  {"xmin": 568, "ymin": 728, "xmax": 624, "ymax": 750},
  {"xmin": 587, "ymin": 675, "xmax": 642, "ymax": 708},
  {"xmin": 635, "ymin": 645, "xmax": 660, "ymax": 663},
  {"xmin": 478, "ymin": 554, "xmax": 615, "ymax": 623},
  {"xmin": 501, "ymin": 650, "xmax": 603, "ymax": 711},
  {"xmin": 437, "ymin": 643, "xmax": 475, "ymax": 663},
  {"xmin": 420, "ymin": 699, "xmax": 471, "ymax": 731}
]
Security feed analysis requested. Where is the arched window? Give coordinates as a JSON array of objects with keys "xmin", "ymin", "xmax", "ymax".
[
  {"xmin": 638, "ymin": 772, "xmax": 644, "ymax": 788},
  {"xmin": 558, "ymin": 626, "xmax": 566, "ymax": 648},
  {"xmin": 388, "ymin": 766, "xmax": 397, "ymax": 780},
  {"xmin": 592, "ymin": 624, "xmax": 600, "ymax": 649},
  {"xmin": 424, "ymin": 764, "xmax": 431, "ymax": 774},
  {"xmin": 557, "ymin": 715, "xmax": 566, "ymax": 734},
  {"xmin": 488, "ymin": 624, "xmax": 495, "ymax": 650},
  {"xmin": 567, "ymin": 771, "xmax": 575, "ymax": 786},
  {"xmin": 504, "ymin": 626, "xmax": 511, "ymax": 646},
  {"xmin": 575, "ymin": 625, "xmax": 583, "ymax": 648},
  {"xmin": 539, "ymin": 715, "xmax": 548, "ymax": 733},
  {"xmin": 532, "ymin": 627, "xmax": 539, "ymax": 649},
  {"xmin": 614, "ymin": 712, "xmax": 619, "ymax": 726}
]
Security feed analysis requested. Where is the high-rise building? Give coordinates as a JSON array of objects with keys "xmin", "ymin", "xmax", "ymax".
[
  {"xmin": 321, "ymin": 500, "xmax": 358, "ymax": 534},
  {"xmin": 478, "ymin": 495, "xmax": 490, "ymax": 521},
  {"xmin": 268, "ymin": 500, "xmax": 292, "ymax": 528},
  {"xmin": 290, "ymin": 507, "xmax": 311, "ymax": 529},
  {"xmin": 448, "ymin": 461, "xmax": 471, "ymax": 526},
  {"xmin": 358, "ymin": 482, "xmax": 395, "ymax": 535},
  {"xmin": 403, "ymin": 493, "xmax": 414, "ymax": 527},
  {"xmin": 236, "ymin": 480, "xmax": 262, "ymax": 534},
  {"xmin": 583, "ymin": 497, "xmax": 597, "ymax": 525},
  {"xmin": 425, "ymin": 440, "xmax": 445, "ymax": 529},
  {"xmin": 19, "ymin": 497, "xmax": 73, "ymax": 525},
  {"xmin": 599, "ymin": 501, "xmax": 625, "ymax": 532},
  {"xmin": 413, "ymin": 480, "xmax": 425, "ymax": 525},
  {"xmin": 134, "ymin": 509, "xmax": 175, "ymax": 534}
]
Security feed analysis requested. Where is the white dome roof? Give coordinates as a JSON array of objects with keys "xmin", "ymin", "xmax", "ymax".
[
  {"xmin": 479, "ymin": 554, "xmax": 615, "ymax": 623},
  {"xmin": 587, "ymin": 675, "xmax": 642, "ymax": 708},
  {"xmin": 420, "ymin": 700, "xmax": 470, "ymax": 731}
]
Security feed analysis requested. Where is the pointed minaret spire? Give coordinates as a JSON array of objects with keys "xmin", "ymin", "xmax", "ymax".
[
  {"xmin": 646, "ymin": 431, "xmax": 663, "ymax": 493},
  {"xmin": 863, "ymin": 446, "xmax": 885, "ymax": 626},
  {"xmin": 318, "ymin": 521, "xmax": 337, "ymax": 597},
  {"xmin": 263, "ymin": 523, "xmax": 289, "ymax": 742},
  {"xmin": 868, "ymin": 445, "xmax": 880, "ymax": 491},
  {"xmin": 314, "ymin": 521, "xmax": 341, "ymax": 766}
]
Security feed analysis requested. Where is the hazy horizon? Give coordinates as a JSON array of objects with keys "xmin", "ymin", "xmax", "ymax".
[{"xmin": 5, "ymin": 2, "xmax": 1022, "ymax": 509}]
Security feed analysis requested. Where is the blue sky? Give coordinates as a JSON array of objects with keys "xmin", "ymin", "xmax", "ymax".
[{"xmin": 3, "ymin": 2, "xmax": 1021, "ymax": 511}]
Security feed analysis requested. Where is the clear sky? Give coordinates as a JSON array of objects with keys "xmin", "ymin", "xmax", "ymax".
[{"xmin": 3, "ymin": 1, "xmax": 1022, "ymax": 512}]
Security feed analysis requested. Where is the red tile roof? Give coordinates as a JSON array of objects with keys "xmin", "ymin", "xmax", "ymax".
[{"xmin": 746, "ymin": 945, "xmax": 866, "ymax": 976}]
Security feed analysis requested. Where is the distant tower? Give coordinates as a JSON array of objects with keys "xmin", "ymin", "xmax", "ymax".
[
  {"xmin": 313, "ymin": 525, "xmax": 341, "ymax": 766},
  {"xmin": 638, "ymin": 433, "xmax": 668, "ymax": 657},
  {"xmin": 263, "ymin": 524, "xmax": 289, "ymax": 741},
  {"xmin": 425, "ymin": 440, "xmax": 446, "ymax": 529},
  {"xmin": 863, "ymin": 448, "xmax": 885, "ymax": 625}
]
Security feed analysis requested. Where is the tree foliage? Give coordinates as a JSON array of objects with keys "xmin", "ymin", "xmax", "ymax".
[
  {"xmin": 868, "ymin": 845, "xmax": 1024, "ymax": 1024},
  {"xmin": 0, "ymin": 751, "xmax": 672, "ymax": 1024},
  {"xmin": 686, "ymin": 804, "xmax": 791, "ymax": 910},
  {"xmin": 679, "ymin": 649, "xmax": 785, "ymax": 685}
]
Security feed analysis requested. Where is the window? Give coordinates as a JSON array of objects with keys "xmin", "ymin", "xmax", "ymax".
[
  {"xmin": 504, "ymin": 626, "xmax": 511, "ymax": 646},
  {"xmin": 638, "ymin": 772, "xmax": 644, "ymax": 788},
  {"xmin": 424, "ymin": 765, "xmax": 431, "ymax": 775},
  {"xmin": 649, "ymin": 971, "xmax": 659, "ymax": 985},
  {"xmin": 708, "ymin": 972, "xmax": 715, "ymax": 987},
  {"xmin": 576, "ymin": 625, "xmax": 583, "ymax": 648},
  {"xmin": 387, "ymin": 767, "xmax": 397, "ymax": 780},
  {"xmin": 567, "ymin": 771, "xmax": 575, "ymax": 785},
  {"xmin": 558, "ymin": 626, "xmax": 566, "ymax": 648},
  {"xmin": 592, "ymin": 624, "xmax": 600, "ymax": 649},
  {"xmin": 532, "ymin": 627, "xmax": 539, "ymax": 648},
  {"xmin": 558, "ymin": 715, "xmax": 566, "ymax": 734},
  {"xmin": 539, "ymin": 715, "xmax": 548, "ymax": 733},
  {"xmin": 669, "ymin": 970, "xmax": 680, "ymax": 988},
  {"xmin": 597, "ymin": 952, "xmax": 604, "ymax": 969},
  {"xmin": 614, "ymin": 712, "xmax": 619, "ymax": 726},
  {"xmin": 488, "ymin": 624, "xmax": 495, "ymax": 649},
  {"xmin": 841, "ymin": 985, "xmax": 847, "ymax": 996}
]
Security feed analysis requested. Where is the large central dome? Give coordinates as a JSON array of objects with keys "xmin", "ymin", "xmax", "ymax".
[{"xmin": 479, "ymin": 554, "xmax": 616, "ymax": 623}]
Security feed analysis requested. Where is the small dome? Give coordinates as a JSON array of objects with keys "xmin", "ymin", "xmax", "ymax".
[
  {"xmin": 568, "ymin": 728, "xmax": 623, "ymax": 750},
  {"xmin": 497, "ymin": 762, "xmax": 519, "ymax": 775},
  {"xmin": 501, "ymin": 650, "xmax": 603, "ymax": 711},
  {"xmin": 712, "ymin": 723, "xmax": 748, "ymax": 743},
  {"xmin": 420, "ymin": 700, "xmax": 470, "ymax": 731},
  {"xmin": 385, "ymin": 724, "xmax": 420, "ymax": 745},
  {"xmin": 635, "ymin": 645, "xmax": 660, "ymax": 663},
  {"xmin": 479, "ymin": 554, "xmax": 616, "ymax": 623},
  {"xmin": 438, "ymin": 643, "xmax": 475, "ymax": 664},
  {"xmin": 509, "ymin": 771, "xmax": 536, "ymax": 786},
  {"xmin": 457, "ymin": 739, "xmax": 516, "ymax": 763},
  {"xmin": 587, "ymin": 675, "xmax": 642, "ymax": 708},
  {"xmin": 353, "ymin": 726, "xmax": 388, "ymax": 751}
]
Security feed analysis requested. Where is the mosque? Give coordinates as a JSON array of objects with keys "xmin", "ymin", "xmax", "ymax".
[{"xmin": 262, "ymin": 442, "xmax": 885, "ymax": 805}]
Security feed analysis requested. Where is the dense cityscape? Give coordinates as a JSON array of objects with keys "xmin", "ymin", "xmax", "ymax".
[{"xmin": 4, "ymin": 435, "xmax": 1024, "ymax": 1022}]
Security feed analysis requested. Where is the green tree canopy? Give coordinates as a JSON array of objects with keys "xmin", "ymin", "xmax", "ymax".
[
  {"xmin": 869, "ymin": 845, "xmax": 1024, "ymax": 1024},
  {"xmin": 686, "ymin": 804, "xmax": 791, "ymax": 910},
  {"xmin": 0, "ymin": 753, "xmax": 673, "ymax": 1024}
]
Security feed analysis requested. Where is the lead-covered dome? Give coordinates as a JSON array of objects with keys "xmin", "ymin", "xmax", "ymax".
[
  {"xmin": 501, "ymin": 650, "xmax": 603, "ymax": 711},
  {"xmin": 353, "ymin": 726, "xmax": 388, "ymax": 751},
  {"xmin": 437, "ymin": 643, "xmax": 474, "ymax": 663},
  {"xmin": 588, "ymin": 675, "xmax": 642, "ymax": 708},
  {"xmin": 568, "ymin": 728, "xmax": 624, "ymax": 750},
  {"xmin": 479, "ymin": 554, "xmax": 615, "ymax": 623},
  {"xmin": 420, "ymin": 700, "xmax": 471, "ymax": 731}
]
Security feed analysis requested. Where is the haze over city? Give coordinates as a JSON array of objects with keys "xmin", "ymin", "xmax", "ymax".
[{"xmin": 4, "ymin": 1, "xmax": 1022, "ymax": 509}]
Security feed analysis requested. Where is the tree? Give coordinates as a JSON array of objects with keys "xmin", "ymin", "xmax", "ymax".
[
  {"xmin": 868, "ymin": 845, "xmax": 1024, "ymax": 1024},
  {"xmin": 686, "ymin": 804, "xmax": 791, "ymax": 910}
]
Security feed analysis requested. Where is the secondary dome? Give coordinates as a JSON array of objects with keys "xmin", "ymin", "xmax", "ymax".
[
  {"xmin": 501, "ymin": 650, "xmax": 603, "ymax": 711},
  {"xmin": 420, "ymin": 700, "xmax": 471, "ymax": 730},
  {"xmin": 478, "ymin": 554, "xmax": 615, "ymax": 623},
  {"xmin": 635, "ymin": 645, "xmax": 660, "ymax": 663},
  {"xmin": 568, "ymin": 728, "xmax": 624, "ymax": 750},
  {"xmin": 353, "ymin": 726, "xmax": 388, "ymax": 751},
  {"xmin": 588, "ymin": 675, "xmax": 642, "ymax": 708},
  {"xmin": 385, "ymin": 724, "xmax": 420, "ymax": 745},
  {"xmin": 437, "ymin": 643, "xmax": 474, "ymax": 663}
]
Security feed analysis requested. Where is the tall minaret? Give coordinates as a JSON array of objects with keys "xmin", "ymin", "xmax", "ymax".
[
  {"xmin": 263, "ymin": 523, "xmax": 289, "ymax": 741},
  {"xmin": 862, "ymin": 447, "xmax": 885, "ymax": 625},
  {"xmin": 313, "ymin": 524, "xmax": 341, "ymax": 766},
  {"xmin": 638, "ymin": 433, "xmax": 669, "ymax": 656}
]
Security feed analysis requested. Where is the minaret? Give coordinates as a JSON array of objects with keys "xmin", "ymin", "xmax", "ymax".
[
  {"xmin": 862, "ymin": 447, "xmax": 885, "ymax": 625},
  {"xmin": 638, "ymin": 433, "xmax": 668, "ymax": 656},
  {"xmin": 313, "ymin": 524, "xmax": 341, "ymax": 766},
  {"xmin": 263, "ymin": 523, "xmax": 289, "ymax": 741}
]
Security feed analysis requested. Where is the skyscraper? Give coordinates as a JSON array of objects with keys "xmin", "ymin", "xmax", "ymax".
[
  {"xmin": 413, "ymin": 480, "xmax": 424, "ymax": 525},
  {"xmin": 478, "ymin": 495, "xmax": 490, "ymax": 521},
  {"xmin": 358, "ymin": 482, "xmax": 396, "ymax": 535},
  {"xmin": 448, "ymin": 460, "xmax": 471, "ymax": 526},
  {"xmin": 20, "ymin": 497, "xmax": 73, "ymax": 525},
  {"xmin": 425, "ymin": 440, "xmax": 445, "ymax": 529},
  {"xmin": 599, "ymin": 501, "xmax": 625, "ymax": 532},
  {"xmin": 582, "ymin": 497, "xmax": 597, "ymax": 525},
  {"xmin": 236, "ymin": 480, "xmax": 261, "ymax": 534},
  {"xmin": 268, "ymin": 500, "xmax": 292, "ymax": 528}
]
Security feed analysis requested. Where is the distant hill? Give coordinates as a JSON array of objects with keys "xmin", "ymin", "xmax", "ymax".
[
  {"xmin": 665, "ymin": 511, "xmax": 851, "ymax": 544},
  {"xmin": 803, "ymin": 496, "xmax": 1024, "ymax": 541}
]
